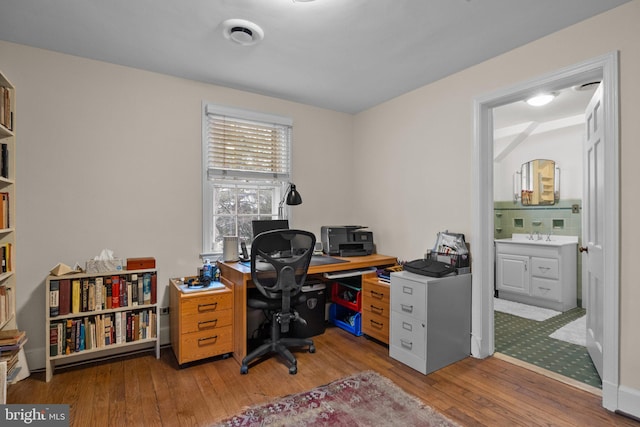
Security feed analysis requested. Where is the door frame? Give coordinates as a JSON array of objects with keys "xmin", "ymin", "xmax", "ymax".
[{"xmin": 471, "ymin": 52, "xmax": 619, "ymax": 409}]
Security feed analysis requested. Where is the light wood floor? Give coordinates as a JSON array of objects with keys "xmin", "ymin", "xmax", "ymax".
[{"xmin": 8, "ymin": 326, "xmax": 639, "ymax": 426}]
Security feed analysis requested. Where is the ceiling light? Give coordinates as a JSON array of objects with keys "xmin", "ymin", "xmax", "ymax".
[
  {"xmin": 525, "ymin": 93, "xmax": 556, "ymax": 107},
  {"xmin": 222, "ymin": 19, "xmax": 264, "ymax": 46}
]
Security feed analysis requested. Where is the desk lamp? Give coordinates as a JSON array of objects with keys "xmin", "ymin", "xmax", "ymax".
[{"xmin": 278, "ymin": 183, "xmax": 302, "ymax": 219}]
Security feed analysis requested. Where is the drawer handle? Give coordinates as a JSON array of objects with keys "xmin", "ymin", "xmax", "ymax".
[
  {"xmin": 370, "ymin": 305, "xmax": 384, "ymax": 315},
  {"xmin": 537, "ymin": 266, "xmax": 551, "ymax": 273},
  {"xmin": 402, "ymin": 286, "xmax": 413, "ymax": 295},
  {"xmin": 370, "ymin": 320, "xmax": 384, "ymax": 329},
  {"xmin": 402, "ymin": 321, "xmax": 412, "ymax": 331},
  {"xmin": 198, "ymin": 335, "xmax": 218, "ymax": 345},
  {"xmin": 198, "ymin": 302, "xmax": 218, "ymax": 311},
  {"xmin": 400, "ymin": 304, "xmax": 413, "ymax": 313},
  {"xmin": 370, "ymin": 290, "xmax": 384, "ymax": 299},
  {"xmin": 538, "ymin": 287, "xmax": 551, "ymax": 291},
  {"xmin": 198, "ymin": 319, "xmax": 218, "ymax": 328},
  {"xmin": 400, "ymin": 339, "xmax": 412, "ymax": 350}
]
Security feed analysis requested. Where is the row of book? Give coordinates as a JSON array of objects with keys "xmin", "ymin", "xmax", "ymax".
[
  {"xmin": 0, "ymin": 85, "xmax": 12, "ymax": 131},
  {"xmin": 0, "ymin": 286, "xmax": 14, "ymax": 325},
  {"xmin": 49, "ymin": 309, "xmax": 157, "ymax": 357},
  {"xmin": 49, "ymin": 272, "xmax": 157, "ymax": 318}
]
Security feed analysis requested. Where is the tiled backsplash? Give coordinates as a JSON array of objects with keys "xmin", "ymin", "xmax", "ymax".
[{"xmin": 494, "ymin": 198, "xmax": 583, "ymax": 307}]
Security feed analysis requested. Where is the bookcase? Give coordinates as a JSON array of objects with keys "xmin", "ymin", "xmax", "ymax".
[
  {"xmin": 45, "ymin": 269, "xmax": 160, "ymax": 382},
  {"xmin": 0, "ymin": 69, "xmax": 22, "ymax": 387}
]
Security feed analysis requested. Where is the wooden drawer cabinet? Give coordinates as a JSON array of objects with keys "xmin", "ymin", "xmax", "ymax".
[
  {"xmin": 169, "ymin": 278, "xmax": 233, "ymax": 365},
  {"xmin": 361, "ymin": 273, "xmax": 390, "ymax": 344}
]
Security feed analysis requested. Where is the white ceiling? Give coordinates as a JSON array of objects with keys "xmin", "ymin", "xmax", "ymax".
[{"xmin": 0, "ymin": 0, "xmax": 630, "ymax": 114}]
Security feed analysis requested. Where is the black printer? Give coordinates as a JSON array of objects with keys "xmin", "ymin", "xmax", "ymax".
[{"xmin": 320, "ymin": 226, "xmax": 374, "ymax": 257}]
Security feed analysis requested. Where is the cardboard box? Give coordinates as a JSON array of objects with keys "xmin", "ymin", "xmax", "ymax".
[{"xmin": 126, "ymin": 257, "xmax": 156, "ymax": 270}]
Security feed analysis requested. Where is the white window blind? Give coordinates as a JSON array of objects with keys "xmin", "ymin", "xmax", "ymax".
[
  {"xmin": 205, "ymin": 105, "xmax": 292, "ymax": 182},
  {"xmin": 202, "ymin": 104, "xmax": 294, "ymax": 255}
]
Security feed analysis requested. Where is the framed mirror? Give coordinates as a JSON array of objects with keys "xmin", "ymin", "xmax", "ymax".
[{"xmin": 518, "ymin": 159, "xmax": 559, "ymax": 205}]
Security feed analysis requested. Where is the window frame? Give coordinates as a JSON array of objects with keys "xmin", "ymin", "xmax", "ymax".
[{"xmin": 201, "ymin": 102, "xmax": 294, "ymax": 257}]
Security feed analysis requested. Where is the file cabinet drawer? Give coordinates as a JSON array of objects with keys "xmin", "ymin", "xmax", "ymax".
[
  {"xmin": 181, "ymin": 292, "xmax": 232, "ymax": 316},
  {"xmin": 179, "ymin": 325, "xmax": 233, "ymax": 364},
  {"xmin": 390, "ymin": 275, "xmax": 426, "ymax": 320},
  {"xmin": 182, "ymin": 309, "xmax": 233, "ymax": 334}
]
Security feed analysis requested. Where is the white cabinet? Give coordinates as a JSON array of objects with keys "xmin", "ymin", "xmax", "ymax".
[
  {"xmin": 389, "ymin": 271, "xmax": 471, "ymax": 375},
  {"xmin": 495, "ymin": 236, "xmax": 577, "ymax": 312}
]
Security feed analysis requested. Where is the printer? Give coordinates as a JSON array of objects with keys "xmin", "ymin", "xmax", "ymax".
[{"xmin": 321, "ymin": 226, "xmax": 374, "ymax": 257}]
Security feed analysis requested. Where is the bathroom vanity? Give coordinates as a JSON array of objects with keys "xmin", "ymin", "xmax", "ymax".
[{"xmin": 495, "ymin": 234, "xmax": 578, "ymax": 312}]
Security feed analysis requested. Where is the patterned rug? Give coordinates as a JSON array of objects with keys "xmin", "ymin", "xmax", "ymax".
[{"xmin": 213, "ymin": 370, "xmax": 459, "ymax": 426}]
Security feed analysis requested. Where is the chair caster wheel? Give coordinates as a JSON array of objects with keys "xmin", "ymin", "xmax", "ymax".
[
  {"xmin": 309, "ymin": 345, "xmax": 316, "ymax": 353},
  {"xmin": 240, "ymin": 365, "xmax": 248, "ymax": 375},
  {"xmin": 289, "ymin": 365, "xmax": 297, "ymax": 375}
]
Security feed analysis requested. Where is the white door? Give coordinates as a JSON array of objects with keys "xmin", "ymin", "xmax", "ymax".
[{"xmin": 583, "ymin": 83, "xmax": 604, "ymax": 377}]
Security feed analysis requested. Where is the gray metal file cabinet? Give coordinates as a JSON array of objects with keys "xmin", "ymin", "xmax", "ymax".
[{"xmin": 389, "ymin": 271, "xmax": 471, "ymax": 375}]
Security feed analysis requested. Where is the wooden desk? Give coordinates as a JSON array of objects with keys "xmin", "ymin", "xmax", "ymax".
[{"xmin": 217, "ymin": 253, "xmax": 397, "ymax": 364}]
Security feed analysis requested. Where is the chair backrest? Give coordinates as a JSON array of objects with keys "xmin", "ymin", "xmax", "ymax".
[{"xmin": 250, "ymin": 229, "xmax": 316, "ymax": 301}]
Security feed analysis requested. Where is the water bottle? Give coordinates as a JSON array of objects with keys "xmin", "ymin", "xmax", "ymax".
[{"xmin": 202, "ymin": 259, "xmax": 213, "ymax": 283}]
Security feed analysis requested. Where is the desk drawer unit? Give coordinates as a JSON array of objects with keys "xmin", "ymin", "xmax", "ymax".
[
  {"xmin": 390, "ymin": 271, "xmax": 471, "ymax": 375},
  {"xmin": 361, "ymin": 275, "xmax": 390, "ymax": 344},
  {"xmin": 170, "ymin": 280, "xmax": 234, "ymax": 365}
]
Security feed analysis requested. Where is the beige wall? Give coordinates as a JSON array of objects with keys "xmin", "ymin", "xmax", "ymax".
[
  {"xmin": 1, "ymin": 0, "xmax": 639, "ymax": 410},
  {"xmin": 353, "ymin": 0, "xmax": 640, "ymax": 397},
  {"xmin": 0, "ymin": 40, "xmax": 355, "ymax": 370}
]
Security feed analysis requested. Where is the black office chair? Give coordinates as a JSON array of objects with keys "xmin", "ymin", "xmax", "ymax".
[{"xmin": 240, "ymin": 229, "xmax": 316, "ymax": 375}]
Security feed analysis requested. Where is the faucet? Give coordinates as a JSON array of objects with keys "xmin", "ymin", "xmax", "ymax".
[
  {"xmin": 546, "ymin": 231, "xmax": 553, "ymax": 241},
  {"xmin": 528, "ymin": 231, "xmax": 534, "ymax": 240},
  {"xmin": 535, "ymin": 231, "xmax": 542, "ymax": 240}
]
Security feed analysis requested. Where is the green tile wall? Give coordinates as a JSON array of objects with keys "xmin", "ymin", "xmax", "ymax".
[{"xmin": 494, "ymin": 199, "xmax": 583, "ymax": 307}]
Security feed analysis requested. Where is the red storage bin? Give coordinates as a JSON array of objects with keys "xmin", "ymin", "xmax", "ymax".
[{"xmin": 331, "ymin": 281, "xmax": 361, "ymax": 312}]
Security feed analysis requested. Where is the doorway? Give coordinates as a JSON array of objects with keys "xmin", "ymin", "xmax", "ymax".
[
  {"xmin": 492, "ymin": 85, "xmax": 599, "ymax": 389},
  {"xmin": 471, "ymin": 52, "xmax": 620, "ymax": 410}
]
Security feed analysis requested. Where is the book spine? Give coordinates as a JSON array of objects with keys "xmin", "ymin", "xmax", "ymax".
[
  {"xmin": 59, "ymin": 279, "xmax": 71, "ymax": 315},
  {"xmin": 49, "ymin": 280, "xmax": 60, "ymax": 317},
  {"xmin": 71, "ymin": 279, "xmax": 81, "ymax": 314},
  {"xmin": 49, "ymin": 323, "xmax": 58, "ymax": 356},
  {"xmin": 111, "ymin": 276, "xmax": 120, "ymax": 308}
]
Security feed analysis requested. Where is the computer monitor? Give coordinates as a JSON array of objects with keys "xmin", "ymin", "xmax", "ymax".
[{"xmin": 251, "ymin": 219, "xmax": 291, "ymax": 257}]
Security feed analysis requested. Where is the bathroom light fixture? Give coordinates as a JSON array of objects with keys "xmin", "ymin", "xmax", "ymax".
[
  {"xmin": 525, "ymin": 93, "xmax": 556, "ymax": 107},
  {"xmin": 222, "ymin": 19, "xmax": 264, "ymax": 46}
]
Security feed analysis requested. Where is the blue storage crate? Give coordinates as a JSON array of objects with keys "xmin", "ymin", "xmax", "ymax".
[{"xmin": 329, "ymin": 303, "xmax": 362, "ymax": 336}]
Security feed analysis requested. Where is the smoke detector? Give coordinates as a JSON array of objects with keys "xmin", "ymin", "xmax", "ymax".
[{"xmin": 222, "ymin": 19, "xmax": 264, "ymax": 46}]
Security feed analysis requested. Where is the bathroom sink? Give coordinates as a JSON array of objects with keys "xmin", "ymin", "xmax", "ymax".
[{"xmin": 495, "ymin": 233, "xmax": 578, "ymax": 246}]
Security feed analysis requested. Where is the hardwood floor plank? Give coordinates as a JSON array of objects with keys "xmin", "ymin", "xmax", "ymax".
[{"xmin": 6, "ymin": 328, "xmax": 639, "ymax": 427}]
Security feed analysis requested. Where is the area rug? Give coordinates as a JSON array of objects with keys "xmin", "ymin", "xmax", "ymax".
[
  {"xmin": 494, "ymin": 297, "xmax": 561, "ymax": 321},
  {"xmin": 213, "ymin": 370, "xmax": 459, "ymax": 426},
  {"xmin": 549, "ymin": 315, "xmax": 586, "ymax": 347}
]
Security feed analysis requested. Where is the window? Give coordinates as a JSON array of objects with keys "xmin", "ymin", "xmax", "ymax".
[{"xmin": 202, "ymin": 103, "xmax": 293, "ymax": 255}]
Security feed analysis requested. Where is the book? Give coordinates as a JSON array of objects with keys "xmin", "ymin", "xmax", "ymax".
[
  {"xmin": 131, "ymin": 274, "xmax": 138, "ymax": 306},
  {"xmin": 105, "ymin": 277, "xmax": 112, "ymax": 309},
  {"xmin": 95, "ymin": 277, "xmax": 103, "ymax": 310},
  {"xmin": 151, "ymin": 273, "xmax": 157, "ymax": 304},
  {"xmin": 49, "ymin": 280, "xmax": 60, "ymax": 317},
  {"xmin": 0, "ymin": 192, "xmax": 8, "ymax": 229},
  {"xmin": 59, "ymin": 279, "xmax": 71, "ymax": 315},
  {"xmin": 49, "ymin": 323, "xmax": 58, "ymax": 356},
  {"xmin": 143, "ymin": 273, "xmax": 151, "ymax": 305},
  {"xmin": 71, "ymin": 279, "xmax": 81, "ymax": 313},
  {"xmin": 81, "ymin": 279, "xmax": 89, "ymax": 312},
  {"xmin": 0, "ymin": 143, "xmax": 7, "ymax": 179},
  {"xmin": 0, "ymin": 329, "xmax": 25, "ymax": 345},
  {"xmin": 65, "ymin": 319, "xmax": 73, "ymax": 354},
  {"xmin": 111, "ymin": 276, "xmax": 120, "ymax": 308}
]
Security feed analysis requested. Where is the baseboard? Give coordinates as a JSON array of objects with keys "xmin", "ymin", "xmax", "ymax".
[{"xmin": 617, "ymin": 385, "xmax": 640, "ymax": 420}]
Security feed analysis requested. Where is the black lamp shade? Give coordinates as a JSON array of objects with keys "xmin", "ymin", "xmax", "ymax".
[{"xmin": 286, "ymin": 184, "xmax": 302, "ymax": 205}]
